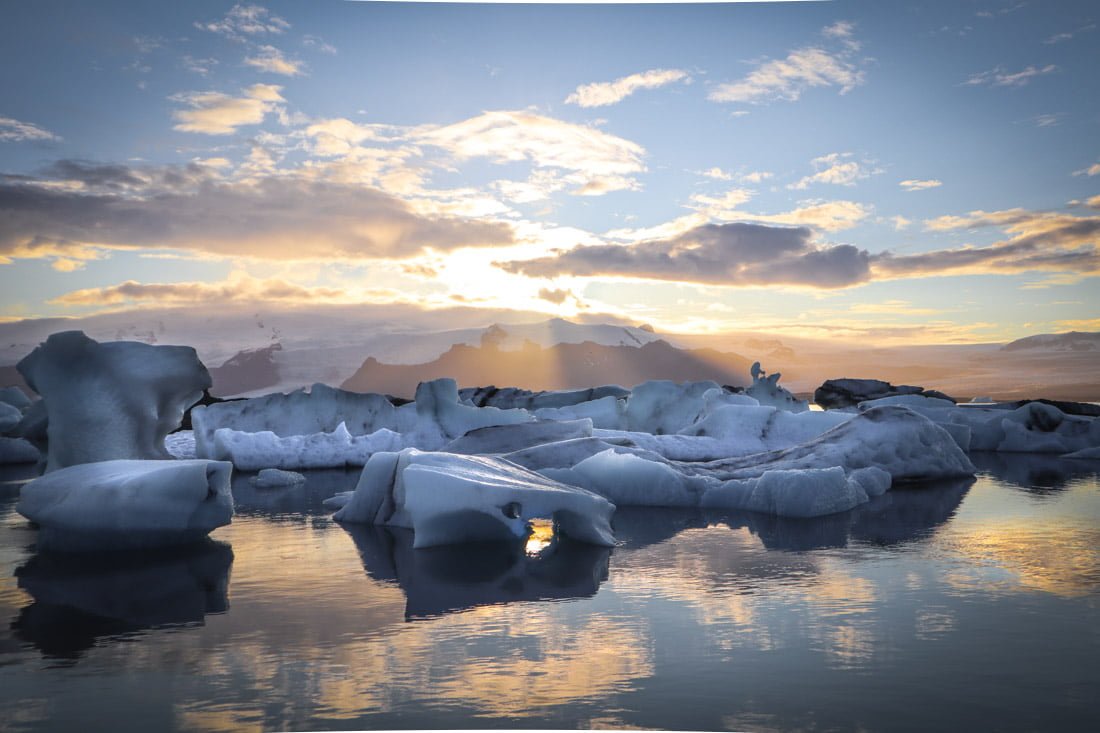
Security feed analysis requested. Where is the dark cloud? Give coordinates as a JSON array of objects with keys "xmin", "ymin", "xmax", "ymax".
[
  {"xmin": 0, "ymin": 168, "xmax": 516, "ymax": 263},
  {"xmin": 499, "ymin": 222, "xmax": 873, "ymax": 288}
]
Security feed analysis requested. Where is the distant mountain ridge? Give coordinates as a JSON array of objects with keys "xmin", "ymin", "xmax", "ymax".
[
  {"xmin": 340, "ymin": 339, "xmax": 754, "ymax": 399},
  {"xmin": 1001, "ymin": 331, "xmax": 1100, "ymax": 352}
]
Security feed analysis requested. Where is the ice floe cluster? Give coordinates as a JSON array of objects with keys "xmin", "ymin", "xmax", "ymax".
[{"xmin": 4, "ymin": 330, "xmax": 1100, "ymax": 551}]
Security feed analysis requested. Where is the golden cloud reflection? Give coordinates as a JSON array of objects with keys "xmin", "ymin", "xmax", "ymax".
[{"xmin": 939, "ymin": 521, "xmax": 1100, "ymax": 599}]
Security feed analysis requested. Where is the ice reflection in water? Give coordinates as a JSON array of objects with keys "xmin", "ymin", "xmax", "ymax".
[{"xmin": 0, "ymin": 455, "xmax": 1097, "ymax": 731}]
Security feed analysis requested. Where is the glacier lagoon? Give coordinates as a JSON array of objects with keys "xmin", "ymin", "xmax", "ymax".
[{"xmin": 1, "ymin": 454, "xmax": 1098, "ymax": 732}]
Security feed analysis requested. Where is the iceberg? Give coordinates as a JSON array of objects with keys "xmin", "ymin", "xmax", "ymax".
[
  {"xmin": 191, "ymin": 382, "xmax": 399, "ymax": 459},
  {"xmin": 211, "ymin": 422, "xmax": 404, "ymax": 470},
  {"xmin": 744, "ymin": 362, "xmax": 809, "ymax": 412},
  {"xmin": 0, "ymin": 436, "xmax": 40, "ymax": 464},
  {"xmin": 0, "ymin": 401, "xmax": 22, "ymax": 433},
  {"xmin": 459, "ymin": 384, "xmax": 630, "ymax": 410},
  {"xmin": 16, "ymin": 331, "xmax": 211, "ymax": 471},
  {"xmin": 443, "ymin": 418, "xmax": 593, "ymax": 455},
  {"xmin": 0, "ymin": 385, "xmax": 33, "ymax": 411},
  {"xmin": 251, "ymin": 468, "xmax": 307, "ymax": 488},
  {"xmin": 17, "ymin": 459, "xmax": 234, "ymax": 551},
  {"xmin": 334, "ymin": 449, "xmax": 616, "ymax": 549}
]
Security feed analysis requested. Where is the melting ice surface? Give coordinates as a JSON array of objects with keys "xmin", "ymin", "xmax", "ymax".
[{"xmin": 2, "ymin": 454, "xmax": 1100, "ymax": 732}]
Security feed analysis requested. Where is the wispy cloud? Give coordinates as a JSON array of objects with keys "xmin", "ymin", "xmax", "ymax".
[
  {"xmin": 181, "ymin": 56, "xmax": 219, "ymax": 76},
  {"xmin": 416, "ymin": 110, "xmax": 646, "ymax": 196},
  {"xmin": 789, "ymin": 152, "xmax": 878, "ymax": 190},
  {"xmin": 709, "ymin": 24, "xmax": 865, "ymax": 104},
  {"xmin": 0, "ymin": 115, "xmax": 60, "ymax": 143},
  {"xmin": 1043, "ymin": 23, "xmax": 1095, "ymax": 44},
  {"xmin": 302, "ymin": 34, "xmax": 338, "ymax": 55},
  {"xmin": 244, "ymin": 45, "xmax": 305, "ymax": 76},
  {"xmin": 51, "ymin": 273, "xmax": 350, "ymax": 307},
  {"xmin": 498, "ymin": 222, "xmax": 873, "ymax": 288},
  {"xmin": 565, "ymin": 68, "xmax": 690, "ymax": 108},
  {"xmin": 196, "ymin": 4, "xmax": 290, "ymax": 39},
  {"xmin": 899, "ymin": 178, "xmax": 942, "ymax": 192},
  {"xmin": 0, "ymin": 165, "xmax": 516, "ymax": 265},
  {"xmin": 963, "ymin": 64, "xmax": 1057, "ymax": 87},
  {"xmin": 1072, "ymin": 161, "xmax": 1100, "ymax": 177},
  {"xmin": 170, "ymin": 84, "xmax": 284, "ymax": 135}
]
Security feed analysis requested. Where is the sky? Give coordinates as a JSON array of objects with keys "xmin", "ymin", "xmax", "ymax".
[{"xmin": 0, "ymin": 0, "xmax": 1098, "ymax": 344}]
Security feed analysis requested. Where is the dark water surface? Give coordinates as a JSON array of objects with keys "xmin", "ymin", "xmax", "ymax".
[{"xmin": 2, "ymin": 455, "xmax": 1099, "ymax": 732}]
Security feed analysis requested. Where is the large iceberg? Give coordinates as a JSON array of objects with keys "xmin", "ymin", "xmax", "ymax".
[
  {"xmin": 334, "ymin": 449, "xmax": 616, "ymax": 549},
  {"xmin": 16, "ymin": 331, "xmax": 211, "ymax": 471},
  {"xmin": 210, "ymin": 422, "xmax": 404, "ymax": 470},
  {"xmin": 17, "ymin": 459, "xmax": 234, "ymax": 551},
  {"xmin": 857, "ymin": 395, "xmax": 1100, "ymax": 455}
]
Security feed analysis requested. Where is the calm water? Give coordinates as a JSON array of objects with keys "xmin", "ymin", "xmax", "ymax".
[{"xmin": 1, "ymin": 455, "xmax": 1099, "ymax": 732}]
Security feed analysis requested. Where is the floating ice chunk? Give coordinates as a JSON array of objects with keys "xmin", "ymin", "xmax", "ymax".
[
  {"xmin": 745, "ymin": 362, "xmax": 808, "ymax": 412},
  {"xmin": 16, "ymin": 331, "xmax": 211, "ymax": 471},
  {"xmin": 849, "ymin": 466, "xmax": 893, "ymax": 497},
  {"xmin": 443, "ymin": 419, "xmax": 593, "ymax": 455},
  {"xmin": 815, "ymin": 378, "xmax": 953, "ymax": 409},
  {"xmin": 412, "ymin": 379, "xmax": 533, "ymax": 448},
  {"xmin": 551, "ymin": 448, "xmax": 709, "ymax": 507},
  {"xmin": 211, "ymin": 422, "xmax": 404, "ymax": 470},
  {"xmin": 624, "ymin": 380, "xmax": 721, "ymax": 434},
  {"xmin": 691, "ymin": 405, "xmax": 976, "ymax": 484},
  {"xmin": 701, "ymin": 467, "xmax": 868, "ymax": 518},
  {"xmin": 0, "ymin": 401, "xmax": 22, "ymax": 433},
  {"xmin": 335, "ymin": 449, "xmax": 615, "ymax": 549},
  {"xmin": 191, "ymin": 383, "xmax": 399, "ymax": 459},
  {"xmin": 17, "ymin": 459, "xmax": 234, "ymax": 551},
  {"xmin": 533, "ymin": 395, "xmax": 626, "ymax": 430},
  {"xmin": 504, "ymin": 436, "xmax": 665, "ymax": 471},
  {"xmin": 323, "ymin": 491, "xmax": 355, "ymax": 510},
  {"xmin": 165, "ymin": 430, "xmax": 197, "ymax": 460},
  {"xmin": 859, "ymin": 394, "xmax": 957, "ymax": 410},
  {"xmin": 460, "ymin": 385, "xmax": 630, "ymax": 410},
  {"xmin": 252, "ymin": 468, "xmax": 307, "ymax": 488},
  {"xmin": 1062, "ymin": 446, "xmax": 1100, "ymax": 460},
  {"xmin": 0, "ymin": 386, "xmax": 32, "ymax": 411},
  {"xmin": 0, "ymin": 436, "xmax": 40, "ymax": 464}
]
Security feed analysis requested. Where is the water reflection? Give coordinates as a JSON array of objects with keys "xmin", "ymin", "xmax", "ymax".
[
  {"xmin": 344, "ymin": 524, "xmax": 611, "ymax": 618},
  {"xmin": 230, "ymin": 468, "xmax": 359, "ymax": 517},
  {"xmin": 11, "ymin": 541, "xmax": 233, "ymax": 660},
  {"xmin": 970, "ymin": 451, "xmax": 1100, "ymax": 493}
]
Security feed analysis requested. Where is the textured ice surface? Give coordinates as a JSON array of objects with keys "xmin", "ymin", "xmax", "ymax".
[
  {"xmin": 0, "ymin": 386, "xmax": 32, "ymax": 411},
  {"xmin": 443, "ymin": 419, "xmax": 592, "ymax": 455},
  {"xmin": 0, "ymin": 436, "xmax": 40, "ymax": 464},
  {"xmin": 0, "ymin": 402, "xmax": 22, "ymax": 433},
  {"xmin": 165, "ymin": 430, "xmax": 197, "ymax": 460},
  {"xmin": 692, "ymin": 405, "xmax": 976, "ymax": 484},
  {"xmin": 859, "ymin": 398, "xmax": 1100, "ymax": 455},
  {"xmin": 334, "ymin": 449, "xmax": 616, "ymax": 548},
  {"xmin": 17, "ymin": 331, "xmax": 211, "ymax": 471},
  {"xmin": 701, "ymin": 466, "xmax": 869, "ymax": 517},
  {"xmin": 191, "ymin": 383, "xmax": 398, "ymax": 458},
  {"xmin": 211, "ymin": 423, "xmax": 404, "ymax": 470},
  {"xmin": 745, "ymin": 362, "xmax": 809, "ymax": 412},
  {"xmin": 544, "ymin": 449, "xmax": 709, "ymax": 508},
  {"xmin": 17, "ymin": 459, "xmax": 234, "ymax": 551},
  {"xmin": 459, "ymin": 385, "xmax": 629, "ymax": 410},
  {"xmin": 252, "ymin": 468, "xmax": 307, "ymax": 488}
]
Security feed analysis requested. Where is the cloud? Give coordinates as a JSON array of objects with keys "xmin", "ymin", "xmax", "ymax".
[
  {"xmin": 51, "ymin": 273, "xmax": 349, "ymax": 307},
  {"xmin": 537, "ymin": 287, "xmax": 581, "ymax": 305},
  {"xmin": 565, "ymin": 68, "xmax": 690, "ymax": 108},
  {"xmin": 688, "ymin": 188, "xmax": 755, "ymax": 210},
  {"xmin": 181, "ymin": 56, "xmax": 218, "ymax": 76},
  {"xmin": 171, "ymin": 84, "xmax": 284, "ymax": 135},
  {"xmin": 244, "ymin": 45, "xmax": 305, "ymax": 76},
  {"xmin": 0, "ymin": 115, "xmax": 60, "ymax": 142},
  {"xmin": 1072, "ymin": 162, "xmax": 1100, "ymax": 177},
  {"xmin": 963, "ymin": 64, "xmax": 1057, "ymax": 87},
  {"xmin": 1043, "ymin": 24, "xmax": 1095, "ymax": 44},
  {"xmin": 0, "ymin": 167, "xmax": 517, "ymax": 266},
  {"xmin": 302, "ymin": 35, "xmax": 337, "ymax": 54},
  {"xmin": 416, "ymin": 110, "xmax": 646, "ymax": 195},
  {"xmin": 303, "ymin": 117, "xmax": 381, "ymax": 156},
  {"xmin": 790, "ymin": 152, "xmax": 877, "ymax": 189},
  {"xmin": 697, "ymin": 167, "xmax": 732, "ymax": 181},
  {"xmin": 740, "ymin": 170, "xmax": 773, "ymax": 184},
  {"xmin": 196, "ymin": 4, "xmax": 290, "ymax": 39},
  {"xmin": 709, "ymin": 27, "xmax": 865, "ymax": 105},
  {"xmin": 504, "ymin": 206, "xmax": 1100, "ymax": 290},
  {"xmin": 882, "ymin": 207, "xmax": 1100, "ymax": 280},
  {"xmin": 741, "ymin": 200, "xmax": 870, "ymax": 232},
  {"xmin": 498, "ymin": 222, "xmax": 873, "ymax": 289},
  {"xmin": 899, "ymin": 178, "xmax": 942, "ymax": 192}
]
